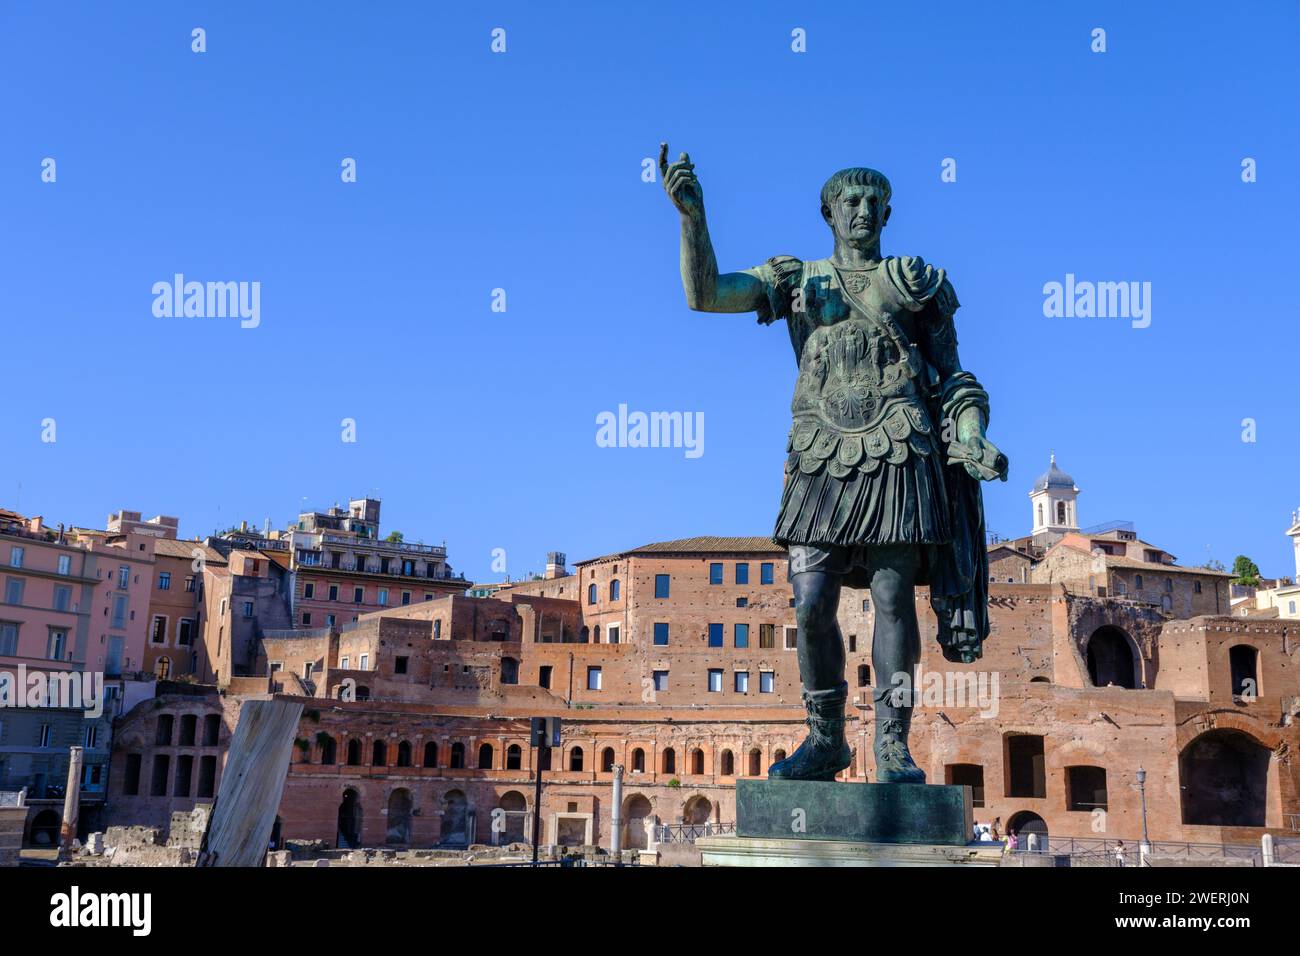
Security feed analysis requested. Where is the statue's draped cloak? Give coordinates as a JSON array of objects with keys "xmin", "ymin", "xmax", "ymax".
[{"xmin": 747, "ymin": 255, "xmax": 992, "ymax": 662}]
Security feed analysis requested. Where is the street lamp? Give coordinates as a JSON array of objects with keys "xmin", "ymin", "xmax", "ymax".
[{"xmin": 1136, "ymin": 766, "xmax": 1151, "ymax": 863}]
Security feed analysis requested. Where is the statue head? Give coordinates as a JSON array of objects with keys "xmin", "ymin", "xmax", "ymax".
[{"xmin": 820, "ymin": 168, "xmax": 892, "ymax": 247}]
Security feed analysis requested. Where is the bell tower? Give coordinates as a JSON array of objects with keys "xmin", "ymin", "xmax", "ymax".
[{"xmin": 1030, "ymin": 454, "xmax": 1079, "ymax": 540}]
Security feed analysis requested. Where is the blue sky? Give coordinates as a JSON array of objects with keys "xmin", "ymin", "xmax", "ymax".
[{"xmin": 2, "ymin": 1, "xmax": 1297, "ymax": 581}]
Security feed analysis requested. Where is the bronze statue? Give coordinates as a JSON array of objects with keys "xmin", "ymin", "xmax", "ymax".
[{"xmin": 660, "ymin": 145, "xmax": 1008, "ymax": 784}]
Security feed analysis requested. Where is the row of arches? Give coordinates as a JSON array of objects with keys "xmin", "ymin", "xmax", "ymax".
[
  {"xmin": 332, "ymin": 787, "xmax": 714, "ymax": 850},
  {"xmin": 1084, "ymin": 626, "xmax": 1263, "ymax": 698},
  {"xmin": 309, "ymin": 735, "xmax": 793, "ymax": 778}
]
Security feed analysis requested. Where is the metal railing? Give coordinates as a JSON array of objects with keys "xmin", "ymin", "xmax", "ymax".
[
  {"xmin": 654, "ymin": 822, "xmax": 736, "ymax": 844},
  {"xmin": 1009, "ymin": 835, "xmax": 1295, "ymax": 867}
]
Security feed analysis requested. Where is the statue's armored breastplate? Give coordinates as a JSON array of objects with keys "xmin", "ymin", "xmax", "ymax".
[{"xmin": 787, "ymin": 262, "xmax": 935, "ymax": 478}]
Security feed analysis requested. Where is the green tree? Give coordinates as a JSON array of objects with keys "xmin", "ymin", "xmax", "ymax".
[
  {"xmin": 1231, "ymin": 555, "xmax": 1261, "ymax": 586},
  {"xmin": 384, "ymin": 530, "xmax": 404, "ymax": 543}
]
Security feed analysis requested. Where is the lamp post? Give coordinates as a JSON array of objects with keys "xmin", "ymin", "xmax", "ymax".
[{"xmin": 1136, "ymin": 766, "xmax": 1151, "ymax": 863}]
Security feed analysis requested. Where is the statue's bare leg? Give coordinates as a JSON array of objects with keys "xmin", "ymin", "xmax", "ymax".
[
  {"xmin": 768, "ymin": 568, "xmax": 851, "ymax": 781},
  {"xmin": 870, "ymin": 545, "xmax": 926, "ymax": 784}
]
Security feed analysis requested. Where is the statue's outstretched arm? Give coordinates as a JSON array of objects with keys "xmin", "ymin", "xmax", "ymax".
[{"xmin": 660, "ymin": 143, "xmax": 765, "ymax": 313}]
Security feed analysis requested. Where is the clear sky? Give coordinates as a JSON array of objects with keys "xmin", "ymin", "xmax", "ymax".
[{"xmin": 2, "ymin": 1, "xmax": 1297, "ymax": 582}]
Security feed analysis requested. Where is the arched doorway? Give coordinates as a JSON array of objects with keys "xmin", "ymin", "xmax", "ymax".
[
  {"xmin": 337, "ymin": 788, "xmax": 362, "ymax": 848},
  {"xmin": 1007, "ymin": 810, "xmax": 1048, "ymax": 851},
  {"xmin": 27, "ymin": 809, "xmax": 60, "ymax": 847},
  {"xmin": 497, "ymin": 790, "xmax": 527, "ymax": 844},
  {"xmin": 1086, "ymin": 626, "xmax": 1138, "ymax": 688},
  {"xmin": 440, "ymin": 789, "xmax": 470, "ymax": 845},
  {"xmin": 683, "ymin": 795, "xmax": 712, "ymax": 825},
  {"xmin": 1179, "ymin": 729, "xmax": 1270, "ymax": 826},
  {"xmin": 386, "ymin": 789, "xmax": 413, "ymax": 844},
  {"xmin": 623, "ymin": 794, "xmax": 653, "ymax": 850}
]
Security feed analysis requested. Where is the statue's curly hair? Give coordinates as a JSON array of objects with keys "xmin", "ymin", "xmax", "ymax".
[{"xmin": 820, "ymin": 167, "xmax": 892, "ymax": 213}]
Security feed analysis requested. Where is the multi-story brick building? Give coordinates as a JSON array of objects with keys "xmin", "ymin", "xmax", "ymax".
[
  {"xmin": 0, "ymin": 509, "xmax": 156, "ymax": 846},
  {"xmin": 287, "ymin": 497, "xmax": 466, "ymax": 629},
  {"xmin": 104, "ymin": 535, "xmax": 1300, "ymax": 855}
]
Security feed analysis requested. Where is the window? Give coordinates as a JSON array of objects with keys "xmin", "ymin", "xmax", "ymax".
[
  {"xmin": 122, "ymin": 753, "xmax": 141, "ymax": 795},
  {"xmin": 117, "ymin": 566, "xmax": 130, "ymax": 589},
  {"xmin": 401, "ymin": 591, "xmax": 411, "ymax": 606},
  {"xmin": 735, "ymin": 563, "xmax": 750, "ymax": 585},
  {"xmin": 340, "ymin": 656, "xmax": 350, "ymax": 669},
  {"xmin": 378, "ymin": 588, "xmax": 389, "ymax": 606},
  {"xmin": 760, "ymin": 562, "xmax": 774, "ymax": 585},
  {"xmin": 1006, "ymin": 734, "xmax": 1046, "ymax": 799},
  {"xmin": 760, "ymin": 670, "xmax": 775, "ymax": 693},
  {"xmin": 111, "ymin": 594, "xmax": 127, "ymax": 629},
  {"xmin": 155, "ymin": 713, "xmax": 174, "ymax": 745},
  {"xmin": 178, "ymin": 619, "xmax": 194, "ymax": 646},
  {"xmin": 736, "ymin": 597, "xmax": 748, "ymax": 608},
  {"xmin": 353, "ymin": 587, "xmax": 364, "ymax": 603},
  {"xmin": 655, "ymin": 574, "xmax": 670, "ymax": 598},
  {"xmin": 39, "ymin": 723, "xmax": 52, "ymax": 747},
  {"xmin": 709, "ymin": 563, "xmax": 723, "ymax": 585},
  {"xmin": 326, "ymin": 614, "xmax": 336, "ymax": 626},
  {"xmin": 53, "ymin": 586, "xmax": 71, "ymax": 612},
  {"xmin": 707, "ymin": 669, "xmax": 723, "ymax": 692},
  {"xmin": 185, "ymin": 574, "xmax": 195, "ymax": 592},
  {"xmin": 151, "ymin": 616, "xmax": 167, "ymax": 644},
  {"xmin": 4, "ymin": 578, "xmax": 24, "ymax": 605},
  {"xmin": 653, "ymin": 622, "xmax": 669, "ymax": 646},
  {"xmin": 653, "ymin": 670, "xmax": 669, "ymax": 691},
  {"xmin": 46, "ymin": 629, "xmax": 66, "ymax": 665},
  {"xmin": 85, "ymin": 725, "xmax": 99, "ymax": 749},
  {"xmin": 862, "ymin": 598, "xmax": 871, "ymax": 613},
  {"xmin": 857, "ymin": 663, "xmax": 871, "ymax": 687},
  {"xmin": 708, "ymin": 623, "xmax": 723, "ymax": 648},
  {"xmin": 734, "ymin": 670, "xmax": 750, "ymax": 693},
  {"xmin": 587, "ymin": 666, "xmax": 602, "ymax": 691},
  {"xmin": 359, "ymin": 653, "xmax": 369, "ymax": 670},
  {"xmin": 301, "ymin": 612, "xmax": 312, "ymax": 626},
  {"xmin": 759, "ymin": 623, "xmax": 775, "ymax": 648},
  {"xmin": 610, "ymin": 579, "xmax": 621, "ymax": 601},
  {"xmin": 946, "ymin": 764, "xmax": 985, "ymax": 808},
  {"xmin": 158, "ymin": 571, "xmax": 171, "ymax": 590},
  {"xmin": 178, "ymin": 715, "xmax": 196, "ymax": 746},
  {"xmin": 784, "ymin": 626, "xmax": 798, "ymax": 650},
  {"xmin": 1066, "ymin": 766, "xmax": 1108, "ymax": 812},
  {"xmin": 242, "ymin": 601, "xmax": 254, "ymax": 618},
  {"xmin": 202, "ymin": 714, "xmax": 221, "ymax": 746},
  {"xmin": 734, "ymin": 623, "xmax": 749, "ymax": 648},
  {"xmin": 395, "ymin": 656, "xmax": 409, "ymax": 675},
  {"xmin": 1194, "ymin": 580, "xmax": 1202, "ymax": 594},
  {"xmin": 328, "ymin": 584, "xmax": 339, "ymax": 601},
  {"xmin": 848, "ymin": 633, "xmax": 857, "ymax": 652},
  {"xmin": 588, "ymin": 583, "xmax": 597, "ymax": 604},
  {"xmin": 433, "ymin": 619, "xmax": 442, "ymax": 639},
  {"xmin": 0, "ymin": 623, "xmax": 18, "ymax": 656},
  {"xmin": 57, "ymin": 554, "xmax": 71, "ymax": 576},
  {"xmin": 1134, "ymin": 574, "xmax": 1144, "ymax": 591},
  {"xmin": 9, "ymin": 547, "xmax": 23, "ymax": 568},
  {"xmin": 304, "ymin": 582, "xmax": 315, "ymax": 599}
]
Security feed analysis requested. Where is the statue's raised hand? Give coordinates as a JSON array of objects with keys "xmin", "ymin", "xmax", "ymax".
[{"xmin": 660, "ymin": 142, "xmax": 703, "ymax": 217}]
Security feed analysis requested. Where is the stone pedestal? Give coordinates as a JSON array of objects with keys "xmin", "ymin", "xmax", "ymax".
[
  {"xmin": 696, "ymin": 834, "xmax": 1004, "ymax": 867},
  {"xmin": 705, "ymin": 778, "xmax": 986, "ymax": 867},
  {"xmin": 737, "ymin": 778, "xmax": 972, "ymax": 846}
]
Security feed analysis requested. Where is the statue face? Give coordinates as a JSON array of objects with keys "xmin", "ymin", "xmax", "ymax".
[{"xmin": 823, "ymin": 184, "xmax": 890, "ymax": 245}]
